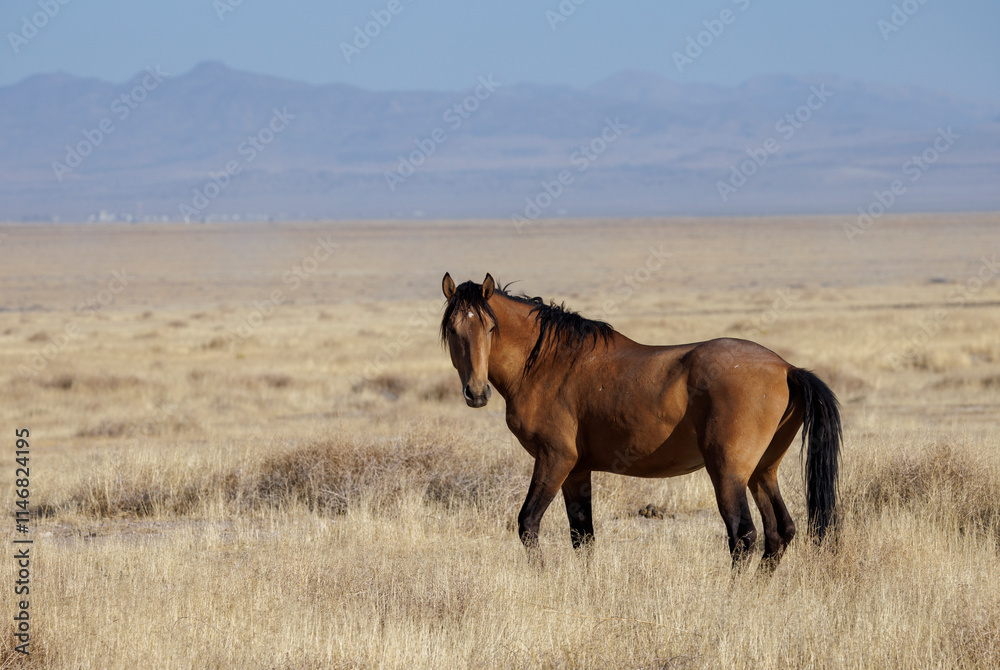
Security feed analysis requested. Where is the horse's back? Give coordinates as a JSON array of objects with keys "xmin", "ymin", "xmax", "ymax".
[{"xmin": 682, "ymin": 337, "xmax": 792, "ymax": 381}]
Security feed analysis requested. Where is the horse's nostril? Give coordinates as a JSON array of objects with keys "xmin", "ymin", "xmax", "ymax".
[{"xmin": 463, "ymin": 383, "xmax": 489, "ymax": 406}]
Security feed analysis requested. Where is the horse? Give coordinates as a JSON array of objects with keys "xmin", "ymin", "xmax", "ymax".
[{"xmin": 440, "ymin": 272, "xmax": 842, "ymax": 571}]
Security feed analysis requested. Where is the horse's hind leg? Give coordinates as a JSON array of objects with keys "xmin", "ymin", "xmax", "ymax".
[
  {"xmin": 749, "ymin": 414, "xmax": 801, "ymax": 571},
  {"xmin": 705, "ymin": 463, "xmax": 757, "ymax": 570},
  {"xmin": 561, "ymin": 470, "xmax": 594, "ymax": 549},
  {"xmin": 749, "ymin": 467, "xmax": 795, "ymax": 572}
]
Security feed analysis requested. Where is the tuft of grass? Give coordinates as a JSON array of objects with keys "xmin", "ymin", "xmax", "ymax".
[
  {"xmin": 37, "ymin": 373, "xmax": 145, "ymax": 392},
  {"xmin": 51, "ymin": 426, "xmax": 528, "ymax": 520},
  {"xmin": 849, "ymin": 442, "xmax": 1000, "ymax": 543},
  {"xmin": 202, "ymin": 336, "xmax": 229, "ymax": 350},
  {"xmin": 39, "ymin": 373, "xmax": 75, "ymax": 390},
  {"xmin": 258, "ymin": 373, "xmax": 292, "ymax": 388},
  {"xmin": 76, "ymin": 412, "xmax": 198, "ymax": 439},
  {"xmin": 418, "ymin": 375, "xmax": 461, "ymax": 403},
  {"xmin": 352, "ymin": 374, "xmax": 412, "ymax": 400},
  {"xmin": 245, "ymin": 430, "xmax": 525, "ymax": 515},
  {"xmin": 238, "ymin": 373, "xmax": 294, "ymax": 389},
  {"xmin": 0, "ymin": 623, "xmax": 48, "ymax": 668}
]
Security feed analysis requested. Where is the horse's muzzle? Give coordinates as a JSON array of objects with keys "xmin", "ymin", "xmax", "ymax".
[{"xmin": 463, "ymin": 383, "xmax": 492, "ymax": 408}]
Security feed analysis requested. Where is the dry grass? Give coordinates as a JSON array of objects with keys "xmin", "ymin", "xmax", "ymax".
[
  {"xmin": 849, "ymin": 440, "xmax": 1000, "ymax": 546},
  {"xmin": 1, "ymin": 214, "xmax": 999, "ymax": 668}
]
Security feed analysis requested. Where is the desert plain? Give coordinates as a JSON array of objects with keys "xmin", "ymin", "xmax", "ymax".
[{"xmin": 1, "ymin": 213, "xmax": 999, "ymax": 669}]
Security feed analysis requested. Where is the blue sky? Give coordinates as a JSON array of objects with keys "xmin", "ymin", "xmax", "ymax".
[{"xmin": 1, "ymin": 0, "xmax": 998, "ymax": 100}]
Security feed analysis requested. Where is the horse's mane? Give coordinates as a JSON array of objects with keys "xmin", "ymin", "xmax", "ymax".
[
  {"xmin": 442, "ymin": 280, "xmax": 613, "ymax": 375},
  {"xmin": 440, "ymin": 280, "xmax": 499, "ymax": 343}
]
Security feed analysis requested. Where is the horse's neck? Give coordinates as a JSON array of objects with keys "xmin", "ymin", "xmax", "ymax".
[{"xmin": 487, "ymin": 296, "xmax": 538, "ymax": 400}]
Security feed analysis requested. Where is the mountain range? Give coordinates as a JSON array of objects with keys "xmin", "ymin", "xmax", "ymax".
[{"xmin": 1, "ymin": 62, "xmax": 997, "ymax": 222}]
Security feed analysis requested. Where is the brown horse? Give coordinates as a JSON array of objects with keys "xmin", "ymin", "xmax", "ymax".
[{"xmin": 440, "ymin": 273, "xmax": 841, "ymax": 571}]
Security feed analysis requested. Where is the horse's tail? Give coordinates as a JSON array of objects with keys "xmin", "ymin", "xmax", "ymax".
[{"xmin": 787, "ymin": 368, "xmax": 842, "ymax": 542}]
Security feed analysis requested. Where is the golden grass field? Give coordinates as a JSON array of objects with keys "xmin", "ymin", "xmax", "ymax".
[{"xmin": 1, "ymin": 213, "xmax": 999, "ymax": 669}]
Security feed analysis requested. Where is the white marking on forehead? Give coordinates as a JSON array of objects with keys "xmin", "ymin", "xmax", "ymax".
[{"xmin": 467, "ymin": 310, "xmax": 475, "ymax": 318}]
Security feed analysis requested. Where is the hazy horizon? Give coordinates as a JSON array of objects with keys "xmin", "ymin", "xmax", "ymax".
[
  {"xmin": 2, "ymin": 1, "xmax": 998, "ymax": 101},
  {"xmin": 2, "ymin": 2, "xmax": 997, "ymax": 222}
]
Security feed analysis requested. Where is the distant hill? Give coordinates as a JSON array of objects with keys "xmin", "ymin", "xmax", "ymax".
[{"xmin": 1, "ymin": 62, "xmax": 997, "ymax": 221}]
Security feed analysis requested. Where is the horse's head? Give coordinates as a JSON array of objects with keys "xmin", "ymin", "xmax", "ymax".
[{"xmin": 441, "ymin": 272, "xmax": 496, "ymax": 408}]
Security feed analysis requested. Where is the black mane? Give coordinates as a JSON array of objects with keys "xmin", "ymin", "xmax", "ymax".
[
  {"xmin": 440, "ymin": 280, "xmax": 498, "ymax": 343},
  {"xmin": 442, "ymin": 279, "xmax": 613, "ymax": 375}
]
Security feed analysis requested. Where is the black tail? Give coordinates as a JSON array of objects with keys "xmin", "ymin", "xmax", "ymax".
[{"xmin": 788, "ymin": 368, "xmax": 842, "ymax": 542}]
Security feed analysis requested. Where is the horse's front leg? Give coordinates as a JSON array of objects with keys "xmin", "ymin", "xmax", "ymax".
[
  {"xmin": 561, "ymin": 470, "xmax": 594, "ymax": 550},
  {"xmin": 517, "ymin": 453, "xmax": 576, "ymax": 565}
]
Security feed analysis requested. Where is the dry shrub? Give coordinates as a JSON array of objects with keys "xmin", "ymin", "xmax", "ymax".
[
  {"xmin": 56, "ymin": 427, "xmax": 527, "ymax": 520},
  {"xmin": 82, "ymin": 481, "xmax": 185, "ymax": 518},
  {"xmin": 38, "ymin": 373, "xmax": 74, "ymax": 390},
  {"xmin": 419, "ymin": 376, "xmax": 461, "ymax": 403},
  {"xmin": 82, "ymin": 375, "xmax": 145, "ymax": 392},
  {"xmin": 850, "ymin": 442, "xmax": 1000, "ymax": 543},
  {"xmin": 810, "ymin": 364, "xmax": 869, "ymax": 396},
  {"xmin": 37, "ymin": 373, "xmax": 145, "ymax": 392},
  {"xmin": 74, "ymin": 473, "xmax": 205, "ymax": 518},
  {"xmin": 0, "ymin": 623, "xmax": 48, "ymax": 668},
  {"xmin": 77, "ymin": 420, "xmax": 131, "ymax": 438},
  {"xmin": 244, "ymin": 430, "xmax": 525, "ymax": 515},
  {"xmin": 352, "ymin": 374, "xmax": 411, "ymax": 400},
  {"xmin": 931, "ymin": 373, "xmax": 1000, "ymax": 391},
  {"xmin": 56, "ymin": 450, "xmax": 229, "ymax": 518},
  {"xmin": 232, "ymin": 373, "xmax": 295, "ymax": 389},
  {"xmin": 908, "ymin": 349, "xmax": 972, "ymax": 372},
  {"xmin": 76, "ymin": 413, "xmax": 198, "ymax": 439},
  {"xmin": 26, "ymin": 331, "xmax": 49, "ymax": 342},
  {"xmin": 253, "ymin": 373, "xmax": 293, "ymax": 389},
  {"xmin": 203, "ymin": 336, "xmax": 229, "ymax": 350}
]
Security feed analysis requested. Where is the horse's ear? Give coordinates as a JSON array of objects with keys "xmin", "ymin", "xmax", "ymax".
[
  {"xmin": 442, "ymin": 273, "xmax": 456, "ymax": 299},
  {"xmin": 482, "ymin": 273, "xmax": 495, "ymax": 300}
]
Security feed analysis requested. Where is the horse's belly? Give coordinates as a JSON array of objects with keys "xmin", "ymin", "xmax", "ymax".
[
  {"xmin": 586, "ymin": 426, "xmax": 705, "ymax": 478},
  {"xmin": 624, "ymin": 435, "xmax": 705, "ymax": 478}
]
